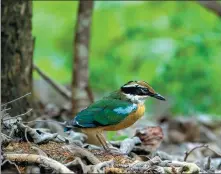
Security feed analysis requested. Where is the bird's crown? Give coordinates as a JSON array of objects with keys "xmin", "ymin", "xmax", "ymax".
[{"xmin": 120, "ymin": 80, "xmax": 165, "ymax": 103}]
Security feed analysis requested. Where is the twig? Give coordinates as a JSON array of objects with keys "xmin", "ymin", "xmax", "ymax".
[
  {"xmin": 3, "ymin": 109, "xmax": 32, "ymax": 121},
  {"xmin": 24, "ymin": 119, "xmax": 67, "ymax": 126},
  {"xmin": 184, "ymin": 144, "xmax": 221, "ymax": 161},
  {"xmin": 1, "ymin": 107, "xmax": 11, "ymax": 112},
  {"xmin": 184, "ymin": 144, "xmax": 207, "ymax": 161},
  {"xmin": 1, "ymin": 93, "xmax": 31, "ymax": 107},
  {"xmin": 33, "ymin": 64, "xmax": 71, "ymax": 100},
  {"xmin": 4, "ymin": 153, "xmax": 74, "ymax": 173},
  {"xmin": 205, "ymin": 146, "xmax": 221, "ymax": 157}
]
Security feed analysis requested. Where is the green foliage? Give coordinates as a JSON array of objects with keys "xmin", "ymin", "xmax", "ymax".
[
  {"xmin": 33, "ymin": 1, "xmax": 221, "ymax": 115},
  {"xmin": 106, "ymin": 131, "xmax": 128, "ymax": 141},
  {"xmin": 153, "ymin": 34, "xmax": 221, "ymax": 115}
]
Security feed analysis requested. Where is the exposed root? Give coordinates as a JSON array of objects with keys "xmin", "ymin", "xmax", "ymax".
[
  {"xmin": 63, "ymin": 144, "xmax": 101, "ymax": 164},
  {"xmin": 119, "ymin": 137, "xmax": 141, "ymax": 155},
  {"xmin": 1, "ymin": 133, "xmax": 12, "ymax": 145},
  {"xmin": 4, "ymin": 153, "xmax": 74, "ymax": 173},
  {"xmin": 65, "ymin": 157, "xmax": 114, "ymax": 173},
  {"xmin": 17, "ymin": 122, "xmax": 60, "ymax": 144}
]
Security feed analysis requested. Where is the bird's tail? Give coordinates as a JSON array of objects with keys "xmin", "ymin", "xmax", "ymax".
[{"xmin": 63, "ymin": 120, "xmax": 78, "ymax": 132}]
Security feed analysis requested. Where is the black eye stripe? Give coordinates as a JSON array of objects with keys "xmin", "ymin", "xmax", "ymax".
[{"xmin": 121, "ymin": 86, "xmax": 151, "ymax": 96}]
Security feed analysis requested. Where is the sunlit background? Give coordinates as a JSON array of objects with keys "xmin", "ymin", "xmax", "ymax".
[{"xmin": 33, "ymin": 1, "xmax": 221, "ymax": 117}]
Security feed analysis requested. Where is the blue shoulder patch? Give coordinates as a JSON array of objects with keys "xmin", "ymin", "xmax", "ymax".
[{"xmin": 113, "ymin": 103, "xmax": 137, "ymax": 115}]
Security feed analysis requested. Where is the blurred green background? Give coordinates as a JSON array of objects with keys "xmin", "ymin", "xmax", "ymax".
[{"xmin": 33, "ymin": 1, "xmax": 221, "ymax": 116}]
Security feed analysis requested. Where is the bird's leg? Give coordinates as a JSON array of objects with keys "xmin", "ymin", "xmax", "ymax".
[
  {"xmin": 98, "ymin": 133, "xmax": 115, "ymax": 149},
  {"xmin": 96, "ymin": 133, "xmax": 127, "ymax": 155},
  {"xmin": 97, "ymin": 133, "xmax": 125, "ymax": 155},
  {"xmin": 96, "ymin": 133, "xmax": 109, "ymax": 151}
]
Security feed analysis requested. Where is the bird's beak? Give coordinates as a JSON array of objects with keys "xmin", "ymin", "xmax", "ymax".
[{"xmin": 152, "ymin": 93, "xmax": 166, "ymax": 101}]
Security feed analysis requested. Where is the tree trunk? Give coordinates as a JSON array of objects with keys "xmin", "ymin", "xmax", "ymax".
[
  {"xmin": 72, "ymin": 1, "xmax": 94, "ymax": 116},
  {"xmin": 1, "ymin": 1, "xmax": 33, "ymax": 118},
  {"xmin": 197, "ymin": 0, "xmax": 221, "ymax": 17}
]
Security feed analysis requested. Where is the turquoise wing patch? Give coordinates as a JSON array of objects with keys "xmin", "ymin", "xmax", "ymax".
[{"xmin": 72, "ymin": 99, "xmax": 137, "ymax": 128}]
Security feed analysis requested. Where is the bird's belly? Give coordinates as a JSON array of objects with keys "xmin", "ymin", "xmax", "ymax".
[{"xmin": 103, "ymin": 104, "xmax": 145, "ymax": 131}]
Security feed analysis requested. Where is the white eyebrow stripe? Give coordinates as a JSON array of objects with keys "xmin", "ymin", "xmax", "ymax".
[{"xmin": 123, "ymin": 84, "xmax": 144, "ymax": 88}]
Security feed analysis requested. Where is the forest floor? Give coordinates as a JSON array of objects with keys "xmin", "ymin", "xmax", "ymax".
[{"xmin": 1, "ymin": 95, "xmax": 221, "ymax": 173}]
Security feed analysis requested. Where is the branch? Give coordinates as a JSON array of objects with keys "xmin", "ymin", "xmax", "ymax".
[
  {"xmin": 184, "ymin": 144, "xmax": 207, "ymax": 161},
  {"xmin": 33, "ymin": 64, "xmax": 71, "ymax": 100},
  {"xmin": 197, "ymin": 0, "xmax": 221, "ymax": 17},
  {"xmin": 24, "ymin": 119, "xmax": 67, "ymax": 127},
  {"xmin": 1, "ymin": 93, "xmax": 31, "ymax": 107},
  {"xmin": 85, "ymin": 84, "xmax": 94, "ymax": 103},
  {"xmin": 184, "ymin": 144, "xmax": 221, "ymax": 161},
  {"xmin": 4, "ymin": 153, "xmax": 74, "ymax": 173},
  {"xmin": 3, "ymin": 109, "xmax": 32, "ymax": 121}
]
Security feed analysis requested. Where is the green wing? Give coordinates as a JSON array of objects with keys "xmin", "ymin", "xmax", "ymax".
[{"xmin": 72, "ymin": 99, "xmax": 137, "ymax": 128}]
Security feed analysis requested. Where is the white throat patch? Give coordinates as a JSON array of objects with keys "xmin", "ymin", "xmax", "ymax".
[{"xmin": 123, "ymin": 93, "xmax": 148, "ymax": 104}]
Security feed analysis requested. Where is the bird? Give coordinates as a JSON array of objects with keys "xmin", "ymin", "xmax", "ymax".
[{"xmin": 66, "ymin": 80, "xmax": 165, "ymax": 151}]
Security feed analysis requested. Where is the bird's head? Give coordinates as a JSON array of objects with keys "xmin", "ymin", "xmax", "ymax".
[{"xmin": 120, "ymin": 80, "xmax": 166, "ymax": 104}]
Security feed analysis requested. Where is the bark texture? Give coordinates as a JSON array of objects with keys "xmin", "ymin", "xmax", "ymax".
[
  {"xmin": 72, "ymin": 1, "xmax": 94, "ymax": 115},
  {"xmin": 1, "ymin": 1, "xmax": 33, "ymax": 117}
]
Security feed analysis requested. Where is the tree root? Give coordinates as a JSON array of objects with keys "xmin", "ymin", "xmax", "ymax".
[
  {"xmin": 17, "ymin": 122, "xmax": 60, "ymax": 144},
  {"xmin": 1, "ymin": 133, "xmax": 12, "ymax": 145},
  {"xmin": 65, "ymin": 157, "xmax": 114, "ymax": 173},
  {"xmin": 63, "ymin": 144, "xmax": 101, "ymax": 164},
  {"xmin": 4, "ymin": 153, "xmax": 74, "ymax": 173},
  {"xmin": 119, "ymin": 137, "xmax": 141, "ymax": 155}
]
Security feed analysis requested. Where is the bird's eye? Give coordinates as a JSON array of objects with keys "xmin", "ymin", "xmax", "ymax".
[
  {"xmin": 141, "ymin": 88, "xmax": 148, "ymax": 93},
  {"xmin": 138, "ymin": 88, "xmax": 149, "ymax": 95}
]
